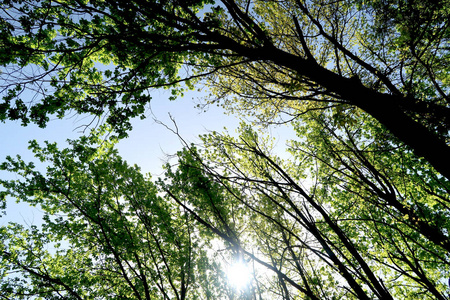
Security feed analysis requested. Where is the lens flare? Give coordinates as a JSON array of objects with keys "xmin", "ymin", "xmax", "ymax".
[{"xmin": 227, "ymin": 261, "xmax": 251, "ymax": 289}]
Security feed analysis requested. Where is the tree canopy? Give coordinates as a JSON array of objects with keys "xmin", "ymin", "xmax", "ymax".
[
  {"xmin": 1, "ymin": 0, "xmax": 449, "ymax": 299},
  {"xmin": 1, "ymin": 0, "xmax": 449, "ymax": 176}
]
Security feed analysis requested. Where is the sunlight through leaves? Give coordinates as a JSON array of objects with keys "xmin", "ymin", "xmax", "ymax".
[{"xmin": 226, "ymin": 260, "xmax": 252, "ymax": 290}]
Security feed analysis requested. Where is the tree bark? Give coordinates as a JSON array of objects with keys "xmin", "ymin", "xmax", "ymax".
[{"xmin": 261, "ymin": 46, "xmax": 450, "ymax": 180}]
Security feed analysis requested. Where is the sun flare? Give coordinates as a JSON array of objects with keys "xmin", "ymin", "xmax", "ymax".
[{"xmin": 227, "ymin": 261, "xmax": 252, "ymax": 289}]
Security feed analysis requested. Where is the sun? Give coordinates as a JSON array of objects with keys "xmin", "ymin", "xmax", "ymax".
[{"xmin": 226, "ymin": 260, "xmax": 252, "ymax": 289}]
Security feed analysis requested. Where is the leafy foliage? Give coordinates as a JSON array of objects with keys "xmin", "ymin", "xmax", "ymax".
[
  {"xmin": 1, "ymin": 0, "xmax": 449, "ymax": 175},
  {"xmin": 2, "ymin": 116, "xmax": 449, "ymax": 298},
  {"xmin": 1, "ymin": 0, "xmax": 449, "ymax": 299},
  {"xmin": 0, "ymin": 136, "xmax": 229, "ymax": 299}
]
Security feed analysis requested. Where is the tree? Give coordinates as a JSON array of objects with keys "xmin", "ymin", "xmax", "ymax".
[
  {"xmin": 0, "ymin": 134, "xmax": 233, "ymax": 299},
  {"xmin": 1, "ymin": 0, "xmax": 449, "ymax": 177},
  {"xmin": 1, "ymin": 0, "xmax": 450, "ymax": 299},
  {"xmin": 182, "ymin": 117, "xmax": 449, "ymax": 299},
  {"xmin": 1, "ymin": 119, "xmax": 449, "ymax": 299}
]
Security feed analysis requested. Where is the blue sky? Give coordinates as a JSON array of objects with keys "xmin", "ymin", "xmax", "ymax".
[
  {"xmin": 0, "ymin": 87, "xmax": 296, "ymax": 226},
  {"xmin": 0, "ymin": 89, "xmax": 240, "ymax": 225},
  {"xmin": 0, "ymin": 90, "xmax": 238, "ymax": 171}
]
